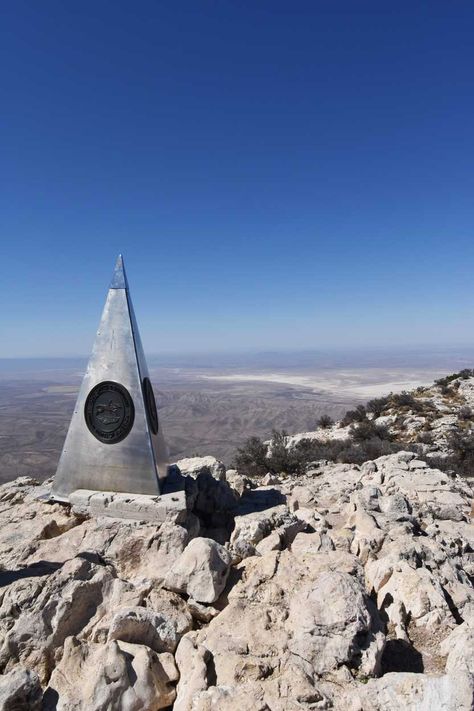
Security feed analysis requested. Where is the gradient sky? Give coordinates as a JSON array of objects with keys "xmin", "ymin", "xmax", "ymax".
[{"xmin": 1, "ymin": 1, "xmax": 474, "ymax": 357}]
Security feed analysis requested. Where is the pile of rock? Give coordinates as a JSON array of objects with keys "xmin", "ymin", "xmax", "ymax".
[{"xmin": 0, "ymin": 449, "xmax": 472, "ymax": 709}]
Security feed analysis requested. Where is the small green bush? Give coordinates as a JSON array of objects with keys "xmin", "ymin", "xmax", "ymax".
[
  {"xmin": 350, "ymin": 420, "xmax": 392, "ymax": 442},
  {"xmin": 233, "ymin": 436, "xmax": 269, "ymax": 477},
  {"xmin": 233, "ymin": 425, "xmax": 409, "ymax": 477},
  {"xmin": 435, "ymin": 369, "xmax": 474, "ymax": 389},
  {"xmin": 445, "ymin": 431, "xmax": 474, "ymax": 477},
  {"xmin": 318, "ymin": 414, "xmax": 334, "ymax": 429},
  {"xmin": 366, "ymin": 396, "xmax": 391, "ymax": 418},
  {"xmin": 439, "ymin": 384, "xmax": 455, "ymax": 396},
  {"xmin": 389, "ymin": 391, "xmax": 419, "ymax": 410},
  {"xmin": 341, "ymin": 405, "xmax": 367, "ymax": 426}
]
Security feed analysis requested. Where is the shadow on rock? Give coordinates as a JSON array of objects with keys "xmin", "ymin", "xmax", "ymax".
[
  {"xmin": 381, "ymin": 639, "xmax": 424, "ymax": 674},
  {"xmin": 0, "ymin": 560, "xmax": 63, "ymax": 588},
  {"xmin": 236, "ymin": 487, "xmax": 286, "ymax": 515}
]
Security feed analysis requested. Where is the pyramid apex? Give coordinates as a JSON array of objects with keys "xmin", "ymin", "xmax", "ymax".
[{"xmin": 110, "ymin": 254, "xmax": 128, "ymax": 289}]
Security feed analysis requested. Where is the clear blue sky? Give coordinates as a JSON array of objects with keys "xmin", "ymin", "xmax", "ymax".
[{"xmin": 1, "ymin": 1, "xmax": 473, "ymax": 357}]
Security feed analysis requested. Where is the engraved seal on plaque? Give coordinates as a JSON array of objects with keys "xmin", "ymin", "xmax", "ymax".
[
  {"xmin": 84, "ymin": 381, "xmax": 134, "ymax": 444},
  {"xmin": 142, "ymin": 377, "xmax": 159, "ymax": 434}
]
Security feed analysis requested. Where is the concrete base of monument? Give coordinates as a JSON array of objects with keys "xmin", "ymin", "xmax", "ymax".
[
  {"xmin": 68, "ymin": 488, "xmax": 188, "ymax": 524},
  {"xmin": 42, "ymin": 466, "xmax": 197, "ymax": 524}
]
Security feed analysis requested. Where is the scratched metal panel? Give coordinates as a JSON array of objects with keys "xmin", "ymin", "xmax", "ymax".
[{"xmin": 51, "ymin": 256, "xmax": 168, "ymax": 500}]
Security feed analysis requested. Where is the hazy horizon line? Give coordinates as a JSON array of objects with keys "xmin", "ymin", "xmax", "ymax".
[{"xmin": 3, "ymin": 342, "xmax": 474, "ymax": 361}]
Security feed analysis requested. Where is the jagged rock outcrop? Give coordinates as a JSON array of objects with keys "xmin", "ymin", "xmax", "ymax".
[
  {"xmin": 0, "ymin": 667, "xmax": 42, "ymax": 711},
  {"xmin": 176, "ymin": 456, "xmax": 226, "ymax": 482},
  {"xmin": 0, "ymin": 375, "xmax": 474, "ymax": 709},
  {"xmin": 45, "ymin": 638, "xmax": 178, "ymax": 711}
]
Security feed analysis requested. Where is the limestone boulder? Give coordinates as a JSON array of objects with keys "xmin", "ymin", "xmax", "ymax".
[
  {"xmin": 44, "ymin": 637, "xmax": 177, "ymax": 711},
  {"xmin": 176, "ymin": 456, "xmax": 226, "ymax": 481},
  {"xmin": 190, "ymin": 682, "xmax": 330, "ymax": 711},
  {"xmin": 185, "ymin": 547, "xmax": 384, "ymax": 707},
  {"xmin": 290, "ymin": 531, "xmax": 334, "ymax": 556},
  {"xmin": 287, "ymin": 570, "xmax": 385, "ymax": 676},
  {"xmin": 164, "ymin": 537, "xmax": 232, "ymax": 604},
  {"xmin": 107, "ymin": 606, "xmax": 179, "ymax": 653},
  {"xmin": 0, "ymin": 556, "xmax": 114, "ymax": 682},
  {"xmin": 104, "ymin": 520, "xmax": 190, "ymax": 583},
  {"xmin": 143, "ymin": 588, "xmax": 193, "ymax": 637},
  {"xmin": 0, "ymin": 668, "xmax": 42, "ymax": 711},
  {"xmin": 230, "ymin": 504, "xmax": 306, "ymax": 559},
  {"xmin": 0, "ymin": 556, "xmax": 145, "ymax": 683},
  {"xmin": 441, "ymin": 618, "xmax": 474, "ymax": 675},
  {"xmin": 345, "ymin": 509, "xmax": 386, "ymax": 563},
  {"xmin": 377, "ymin": 561, "xmax": 454, "ymax": 632},
  {"xmin": 344, "ymin": 671, "xmax": 474, "ymax": 711},
  {"xmin": 225, "ymin": 469, "xmax": 248, "ymax": 497},
  {"xmin": 173, "ymin": 635, "xmax": 211, "ymax": 711},
  {"xmin": 0, "ymin": 479, "xmax": 84, "ymax": 570}
]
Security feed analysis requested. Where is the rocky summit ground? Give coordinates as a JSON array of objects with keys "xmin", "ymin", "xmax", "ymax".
[{"xmin": 0, "ymin": 375, "xmax": 473, "ymax": 710}]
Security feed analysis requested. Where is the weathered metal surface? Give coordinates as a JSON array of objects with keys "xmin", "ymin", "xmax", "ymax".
[
  {"xmin": 51, "ymin": 255, "xmax": 169, "ymax": 500},
  {"xmin": 109, "ymin": 254, "xmax": 129, "ymax": 289}
]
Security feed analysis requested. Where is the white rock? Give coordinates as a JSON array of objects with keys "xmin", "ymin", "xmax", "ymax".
[
  {"xmin": 441, "ymin": 618, "xmax": 474, "ymax": 674},
  {"xmin": 186, "ymin": 599, "xmax": 220, "ymax": 623},
  {"xmin": 0, "ymin": 668, "xmax": 42, "ymax": 711},
  {"xmin": 230, "ymin": 504, "xmax": 305, "ymax": 557},
  {"xmin": 176, "ymin": 456, "xmax": 226, "ymax": 481},
  {"xmin": 377, "ymin": 561, "xmax": 453, "ymax": 631},
  {"xmin": 104, "ymin": 520, "xmax": 190, "ymax": 583},
  {"xmin": 409, "ymin": 459, "xmax": 429, "ymax": 469},
  {"xmin": 374, "ymin": 415, "xmax": 397, "ymax": 427},
  {"xmin": 108, "ymin": 606, "xmax": 179, "ymax": 653},
  {"xmin": 164, "ymin": 537, "xmax": 231, "ymax": 603},
  {"xmin": 144, "ymin": 588, "xmax": 193, "ymax": 637},
  {"xmin": 290, "ymin": 531, "xmax": 335, "ymax": 555},
  {"xmin": 174, "ymin": 635, "xmax": 210, "ymax": 711},
  {"xmin": 225, "ymin": 469, "xmax": 247, "ymax": 496},
  {"xmin": 287, "ymin": 570, "xmax": 385, "ymax": 676},
  {"xmin": 346, "ymin": 671, "xmax": 474, "ymax": 711},
  {"xmin": 45, "ymin": 638, "xmax": 177, "ymax": 710},
  {"xmin": 255, "ymin": 530, "xmax": 282, "ymax": 554}
]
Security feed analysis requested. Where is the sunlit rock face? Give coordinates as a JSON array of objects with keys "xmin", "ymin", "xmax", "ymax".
[{"xmin": 0, "ymin": 375, "xmax": 473, "ymax": 710}]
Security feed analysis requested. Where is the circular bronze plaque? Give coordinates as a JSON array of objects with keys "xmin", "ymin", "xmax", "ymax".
[
  {"xmin": 143, "ymin": 377, "xmax": 159, "ymax": 434},
  {"xmin": 84, "ymin": 381, "xmax": 134, "ymax": 444}
]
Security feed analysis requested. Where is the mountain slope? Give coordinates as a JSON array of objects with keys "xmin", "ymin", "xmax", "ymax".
[{"xmin": 0, "ymin": 373, "xmax": 472, "ymax": 710}]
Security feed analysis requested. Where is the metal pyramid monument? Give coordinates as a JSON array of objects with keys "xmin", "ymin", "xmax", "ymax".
[{"xmin": 51, "ymin": 255, "xmax": 168, "ymax": 501}]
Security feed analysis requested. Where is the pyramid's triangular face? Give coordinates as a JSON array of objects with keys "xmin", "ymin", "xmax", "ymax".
[{"xmin": 52, "ymin": 256, "xmax": 168, "ymax": 501}]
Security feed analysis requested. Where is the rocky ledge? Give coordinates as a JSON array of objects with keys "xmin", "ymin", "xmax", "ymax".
[{"xmin": 0, "ymin": 452, "xmax": 473, "ymax": 709}]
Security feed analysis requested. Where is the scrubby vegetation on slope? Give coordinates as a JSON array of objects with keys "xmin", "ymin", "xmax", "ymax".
[{"xmin": 234, "ymin": 371, "xmax": 474, "ymax": 480}]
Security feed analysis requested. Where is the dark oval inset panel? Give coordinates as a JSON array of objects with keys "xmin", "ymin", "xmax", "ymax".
[
  {"xmin": 143, "ymin": 376, "xmax": 159, "ymax": 435},
  {"xmin": 84, "ymin": 381, "xmax": 135, "ymax": 444}
]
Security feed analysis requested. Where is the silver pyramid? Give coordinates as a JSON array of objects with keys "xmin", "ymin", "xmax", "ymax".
[{"xmin": 51, "ymin": 255, "xmax": 168, "ymax": 501}]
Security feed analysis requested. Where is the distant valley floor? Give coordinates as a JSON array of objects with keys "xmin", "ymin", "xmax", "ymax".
[{"xmin": 0, "ymin": 362, "xmax": 452, "ymax": 484}]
